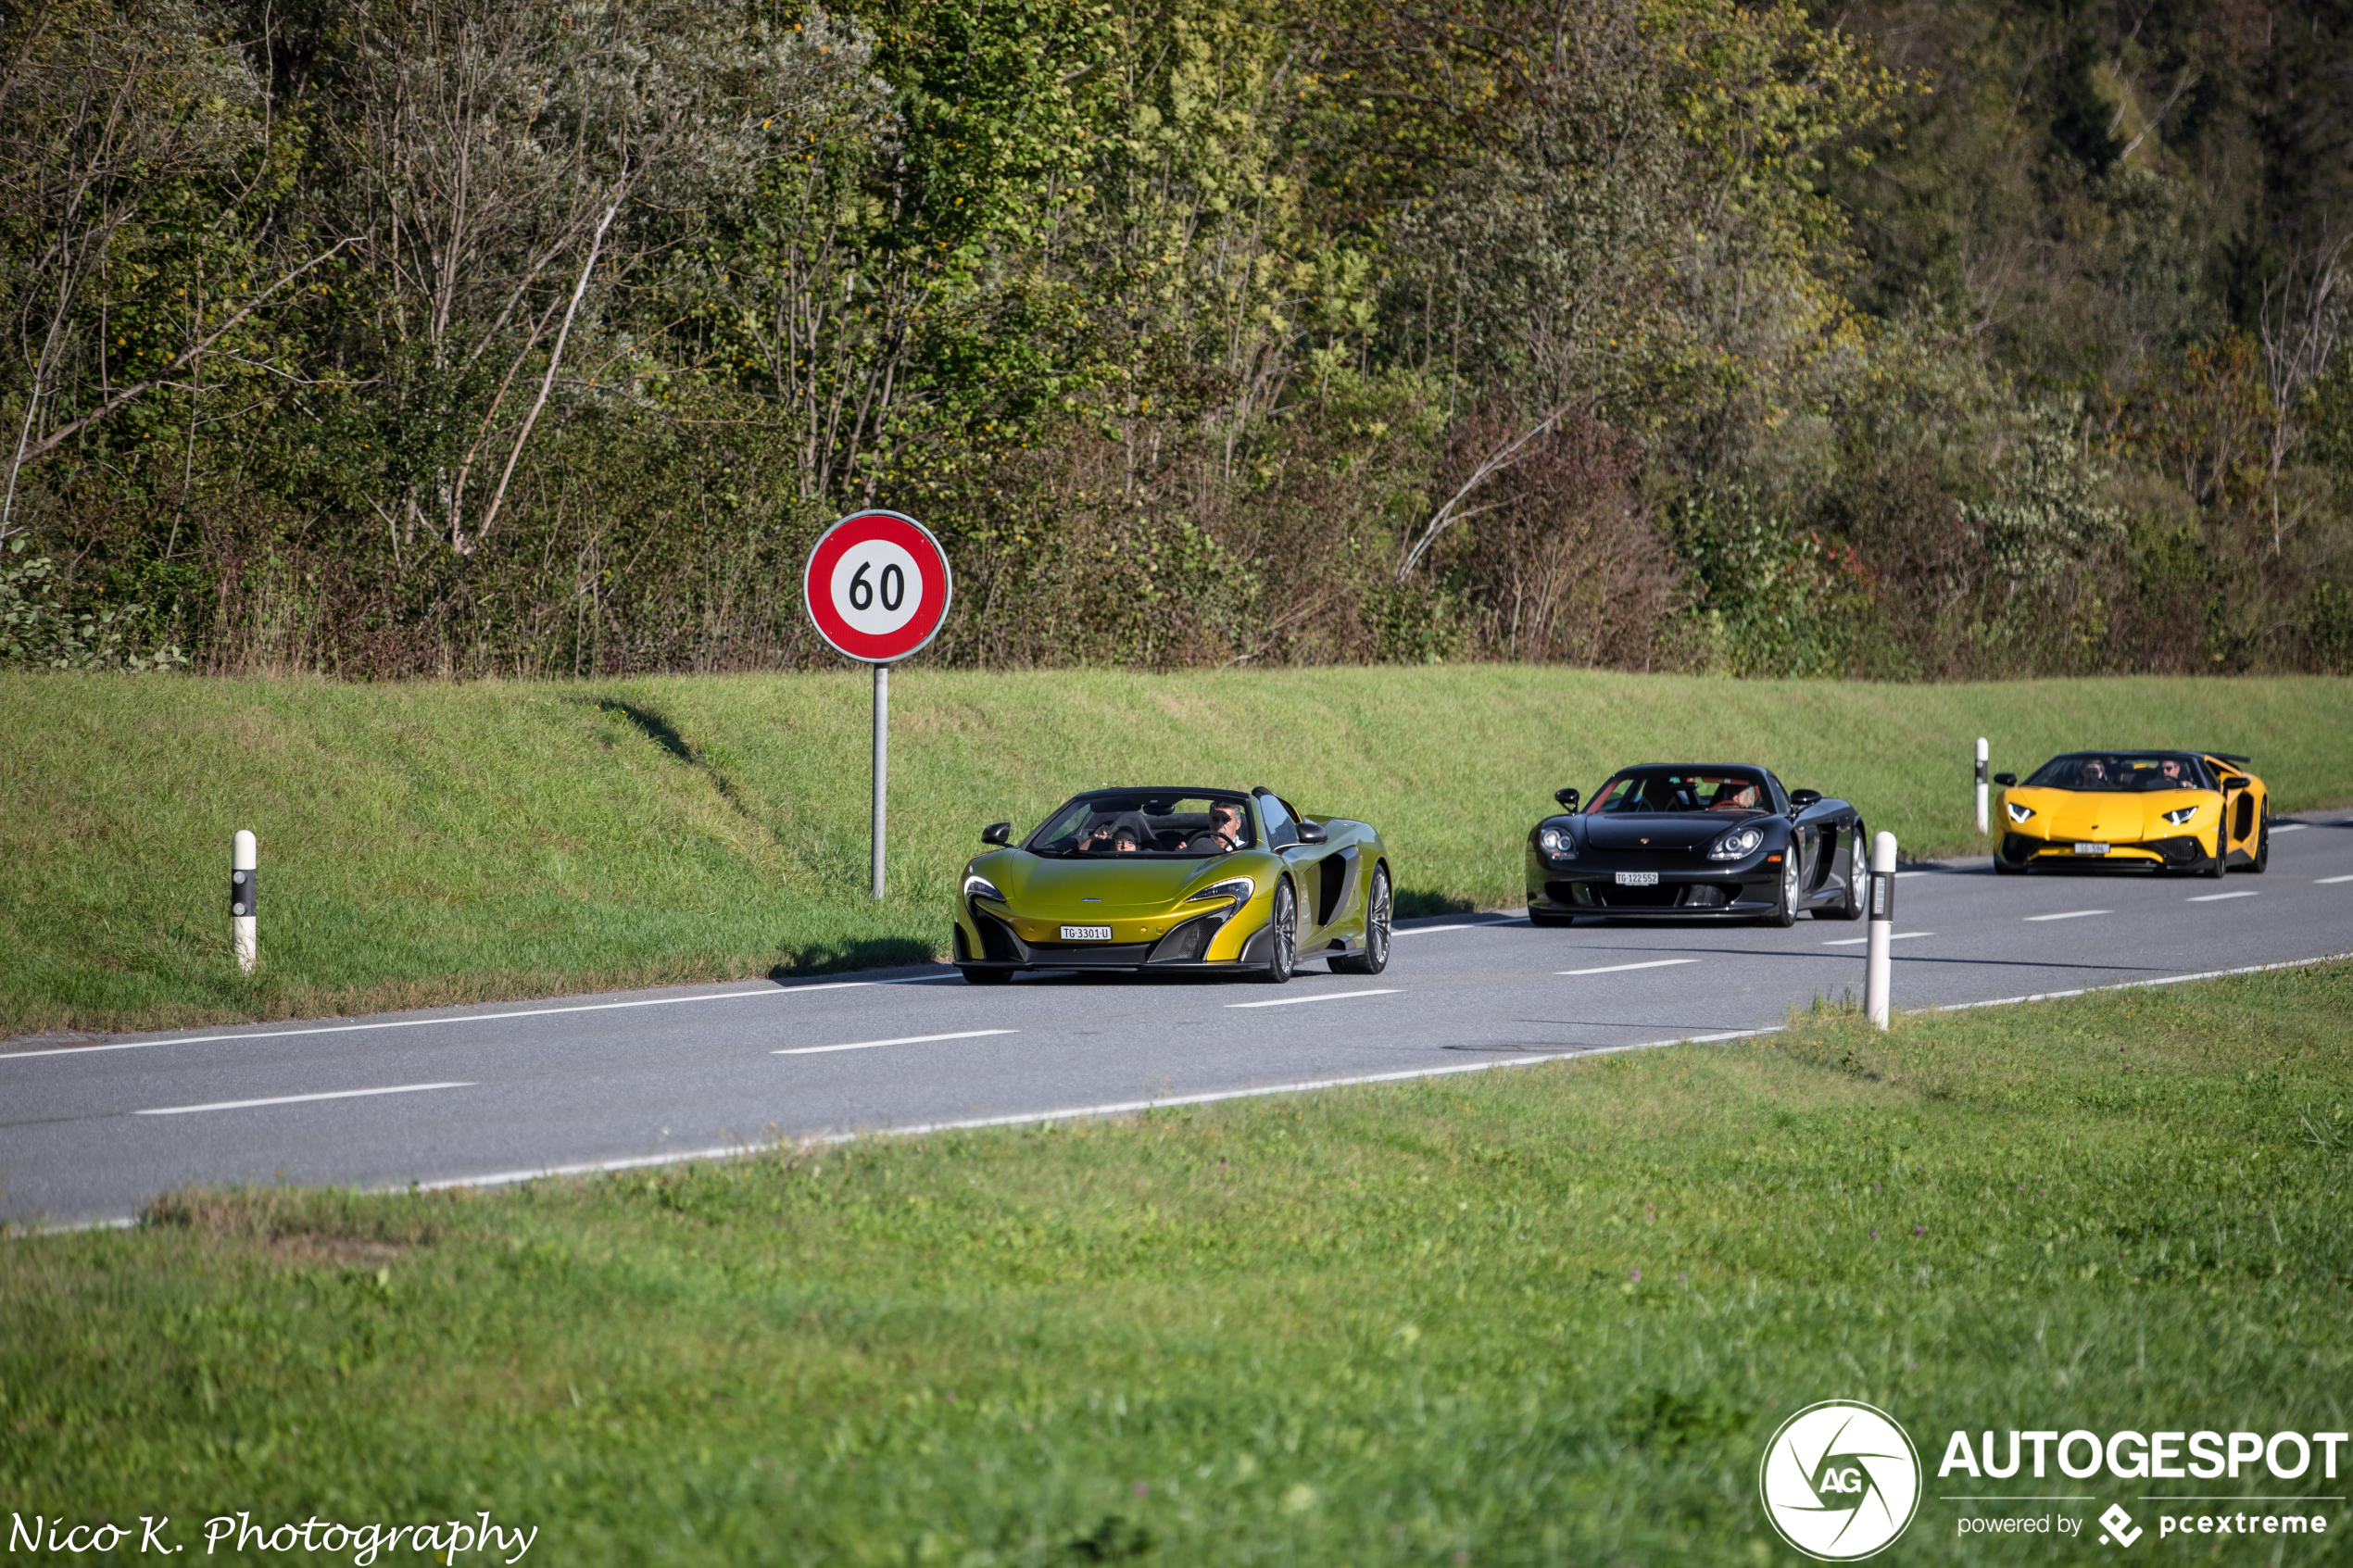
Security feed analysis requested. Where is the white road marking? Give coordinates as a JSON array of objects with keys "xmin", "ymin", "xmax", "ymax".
[
  {"xmin": 1556, "ymin": 959, "xmax": 1701, "ymax": 976},
  {"xmin": 2317, "ymin": 874, "xmax": 2353, "ymax": 885},
  {"xmin": 1822, "ymin": 932, "xmax": 1936, "ymax": 947},
  {"xmin": 1227, "ymin": 988, "xmax": 1403, "ymax": 1010},
  {"xmin": 2185, "ymin": 891, "xmax": 2260, "ymax": 903},
  {"xmin": 1894, "ymin": 871, "xmax": 1934, "ymax": 878},
  {"xmin": 774, "ymin": 1029, "xmax": 1014, "ymax": 1057},
  {"xmin": 2271, "ymin": 823, "xmax": 2308, "ymax": 834},
  {"xmin": 134, "ymin": 1082, "xmax": 473, "ymax": 1116},
  {"xmin": 1399, "ymin": 923, "xmax": 1478, "ymax": 935},
  {"xmin": 2, "ymin": 982, "xmax": 881, "ymax": 1062},
  {"xmin": 2023, "ymin": 909, "xmax": 2109, "ymax": 922}
]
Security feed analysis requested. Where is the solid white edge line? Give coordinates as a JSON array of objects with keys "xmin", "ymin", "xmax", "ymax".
[
  {"xmin": 32, "ymin": 950, "xmax": 2353, "ymax": 1234},
  {"xmin": 0, "ymin": 981, "xmax": 886, "ymax": 1062},
  {"xmin": 2023, "ymin": 909, "xmax": 2111, "ymax": 922},
  {"xmin": 1556, "ymin": 959, "xmax": 1700, "ymax": 976},
  {"xmin": 2185, "ymin": 891, "xmax": 2261, "ymax": 902},
  {"xmin": 1821, "ymin": 932, "xmax": 1935, "ymax": 946},
  {"xmin": 774, "ymin": 1029, "xmax": 1015, "ymax": 1056},
  {"xmin": 1227, "ymin": 988, "xmax": 1403, "ymax": 1010},
  {"xmin": 133, "ymin": 1081, "xmax": 475, "ymax": 1116}
]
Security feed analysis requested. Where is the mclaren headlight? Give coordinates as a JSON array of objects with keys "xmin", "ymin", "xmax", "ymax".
[
  {"xmin": 1537, "ymin": 825, "xmax": 1577, "ymax": 859},
  {"xmin": 1187, "ymin": 875, "xmax": 1255, "ymax": 905},
  {"xmin": 963, "ymin": 873, "xmax": 1007, "ymax": 903},
  {"xmin": 1706, "ymin": 826, "xmax": 1765, "ymax": 860},
  {"xmin": 2006, "ymin": 799, "xmax": 2035, "ymax": 824},
  {"xmin": 2161, "ymin": 805, "xmax": 2198, "ymax": 826}
]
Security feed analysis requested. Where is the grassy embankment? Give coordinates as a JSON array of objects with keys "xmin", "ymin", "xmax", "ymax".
[
  {"xmin": 6, "ymin": 670, "xmax": 2349, "ymax": 1037},
  {"xmin": 5, "ymin": 964, "xmax": 2350, "ymax": 1563}
]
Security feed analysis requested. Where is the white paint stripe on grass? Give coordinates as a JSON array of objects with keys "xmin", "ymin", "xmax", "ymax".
[
  {"xmin": 134, "ymin": 1081, "xmax": 473, "ymax": 1116},
  {"xmin": 774, "ymin": 1030, "xmax": 1014, "ymax": 1057},
  {"xmin": 1556, "ymin": 959, "xmax": 1700, "ymax": 976},
  {"xmin": 2023, "ymin": 909, "xmax": 2109, "ymax": 922},
  {"xmin": 1823, "ymin": 932, "xmax": 1935, "ymax": 947},
  {"xmin": 1227, "ymin": 989, "xmax": 1402, "ymax": 1010},
  {"xmin": 0, "ymin": 982, "xmax": 881, "ymax": 1062},
  {"xmin": 2185, "ymin": 891, "xmax": 2260, "ymax": 902}
]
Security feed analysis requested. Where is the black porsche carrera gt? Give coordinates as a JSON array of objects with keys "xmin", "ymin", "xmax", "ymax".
[{"xmin": 1524, "ymin": 763, "xmax": 1869, "ymax": 926}]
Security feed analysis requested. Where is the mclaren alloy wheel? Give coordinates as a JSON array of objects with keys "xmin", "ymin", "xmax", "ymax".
[
  {"xmin": 1332, "ymin": 865, "xmax": 1391, "ymax": 975},
  {"xmin": 1767, "ymin": 847, "xmax": 1801, "ymax": 928},
  {"xmin": 1260, "ymin": 878, "xmax": 1299, "ymax": 983}
]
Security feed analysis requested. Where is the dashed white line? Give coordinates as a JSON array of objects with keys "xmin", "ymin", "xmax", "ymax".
[
  {"xmin": 1822, "ymin": 932, "xmax": 1936, "ymax": 947},
  {"xmin": 1556, "ymin": 959, "xmax": 1701, "ymax": 976},
  {"xmin": 134, "ymin": 1082, "xmax": 474, "ymax": 1116},
  {"xmin": 2317, "ymin": 874, "xmax": 2353, "ymax": 885},
  {"xmin": 2271, "ymin": 823, "xmax": 2309, "ymax": 834},
  {"xmin": 2023, "ymin": 909, "xmax": 2110, "ymax": 922},
  {"xmin": 774, "ymin": 1029, "xmax": 1015, "ymax": 1057},
  {"xmin": 1227, "ymin": 988, "xmax": 1403, "ymax": 1010},
  {"xmin": 2185, "ymin": 891, "xmax": 2260, "ymax": 903}
]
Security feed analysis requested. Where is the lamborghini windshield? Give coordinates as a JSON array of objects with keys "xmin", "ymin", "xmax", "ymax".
[
  {"xmin": 1026, "ymin": 791, "xmax": 1258, "ymax": 856},
  {"xmin": 1586, "ymin": 768, "xmax": 1770, "ymax": 814},
  {"xmin": 2023, "ymin": 753, "xmax": 2216, "ymax": 792}
]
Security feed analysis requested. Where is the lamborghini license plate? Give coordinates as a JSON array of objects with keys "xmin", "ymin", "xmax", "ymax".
[
  {"xmin": 1060, "ymin": 924, "xmax": 1114, "ymax": 941},
  {"xmin": 2073, "ymin": 842, "xmax": 2109, "ymax": 856},
  {"xmin": 1615, "ymin": 872, "xmax": 1659, "ymax": 887}
]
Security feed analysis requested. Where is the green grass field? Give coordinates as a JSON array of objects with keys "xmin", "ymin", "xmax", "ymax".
[
  {"xmin": 5, "ymin": 963, "xmax": 2349, "ymax": 1564},
  {"xmin": 6, "ymin": 669, "xmax": 2349, "ymax": 1036}
]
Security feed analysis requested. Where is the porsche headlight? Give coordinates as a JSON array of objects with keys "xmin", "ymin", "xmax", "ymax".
[
  {"xmin": 1706, "ymin": 826, "xmax": 1765, "ymax": 860},
  {"xmin": 2161, "ymin": 805, "xmax": 2198, "ymax": 826},
  {"xmin": 963, "ymin": 873, "xmax": 1007, "ymax": 903},
  {"xmin": 1537, "ymin": 826, "xmax": 1577, "ymax": 859},
  {"xmin": 2006, "ymin": 800, "xmax": 2035, "ymax": 824},
  {"xmin": 1187, "ymin": 875, "xmax": 1254, "ymax": 905}
]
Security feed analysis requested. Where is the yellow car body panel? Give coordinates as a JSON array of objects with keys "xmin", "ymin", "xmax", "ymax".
[{"xmin": 1994, "ymin": 751, "xmax": 2269, "ymax": 873}]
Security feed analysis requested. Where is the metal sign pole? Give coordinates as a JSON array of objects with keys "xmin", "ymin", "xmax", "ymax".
[{"xmin": 872, "ymin": 661, "xmax": 889, "ymax": 899}]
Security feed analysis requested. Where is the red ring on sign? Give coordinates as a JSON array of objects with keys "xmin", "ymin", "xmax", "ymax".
[{"xmin": 802, "ymin": 510, "xmax": 954, "ymax": 663}]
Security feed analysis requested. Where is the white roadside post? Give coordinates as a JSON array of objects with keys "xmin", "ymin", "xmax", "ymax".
[
  {"xmin": 1975, "ymin": 737, "xmax": 1990, "ymax": 835},
  {"xmin": 1864, "ymin": 830, "xmax": 1896, "ymax": 1028},
  {"xmin": 231, "ymin": 829, "xmax": 258, "ymax": 973},
  {"xmin": 871, "ymin": 662, "xmax": 889, "ymax": 899}
]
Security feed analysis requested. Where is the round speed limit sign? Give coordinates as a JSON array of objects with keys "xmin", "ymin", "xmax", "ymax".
[{"xmin": 802, "ymin": 509, "xmax": 953, "ymax": 663}]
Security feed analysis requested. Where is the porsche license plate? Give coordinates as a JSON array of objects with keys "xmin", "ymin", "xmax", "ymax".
[
  {"xmin": 1060, "ymin": 924, "xmax": 1114, "ymax": 941},
  {"xmin": 2072, "ymin": 842, "xmax": 2109, "ymax": 856},
  {"xmin": 1615, "ymin": 872, "xmax": 1659, "ymax": 887}
]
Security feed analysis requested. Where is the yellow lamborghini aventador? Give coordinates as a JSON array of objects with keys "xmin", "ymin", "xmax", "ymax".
[{"xmin": 1992, "ymin": 750, "xmax": 2269, "ymax": 877}]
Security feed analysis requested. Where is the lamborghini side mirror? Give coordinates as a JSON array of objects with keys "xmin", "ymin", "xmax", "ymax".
[
  {"xmin": 1295, "ymin": 821, "xmax": 1328, "ymax": 845},
  {"xmin": 1994, "ymin": 772, "xmax": 2017, "ymax": 787},
  {"xmin": 981, "ymin": 822, "xmax": 1011, "ymax": 847},
  {"xmin": 1554, "ymin": 787, "xmax": 1579, "ymax": 810}
]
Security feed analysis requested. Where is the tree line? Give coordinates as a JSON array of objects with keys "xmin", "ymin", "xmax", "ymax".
[{"xmin": 2, "ymin": 0, "xmax": 2348, "ymax": 677}]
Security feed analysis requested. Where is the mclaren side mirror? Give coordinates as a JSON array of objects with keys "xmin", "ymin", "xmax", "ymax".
[
  {"xmin": 1788, "ymin": 788, "xmax": 1823, "ymax": 810},
  {"xmin": 981, "ymin": 822, "xmax": 1012, "ymax": 847},
  {"xmin": 1994, "ymin": 772, "xmax": 2017, "ymax": 787},
  {"xmin": 1554, "ymin": 787, "xmax": 1580, "ymax": 810},
  {"xmin": 1295, "ymin": 821, "xmax": 1328, "ymax": 845}
]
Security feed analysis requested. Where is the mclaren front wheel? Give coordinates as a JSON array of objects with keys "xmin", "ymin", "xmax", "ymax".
[
  {"xmin": 1331, "ymin": 865, "xmax": 1391, "ymax": 975},
  {"xmin": 1258, "ymin": 878, "xmax": 1299, "ymax": 983}
]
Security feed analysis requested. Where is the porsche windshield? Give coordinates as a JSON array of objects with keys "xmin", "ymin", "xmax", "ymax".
[
  {"xmin": 1026, "ymin": 792, "xmax": 1257, "ymax": 856},
  {"xmin": 1586, "ymin": 769, "xmax": 1770, "ymax": 814},
  {"xmin": 2023, "ymin": 753, "xmax": 2217, "ymax": 791}
]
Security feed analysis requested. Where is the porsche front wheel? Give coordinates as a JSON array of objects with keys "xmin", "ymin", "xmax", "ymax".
[
  {"xmin": 1824, "ymin": 822, "xmax": 1868, "ymax": 921},
  {"xmin": 1259, "ymin": 879, "xmax": 1298, "ymax": 983},
  {"xmin": 1765, "ymin": 849, "xmax": 1801, "ymax": 928},
  {"xmin": 1331, "ymin": 865, "xmax": 1391, "ymax": 975}
]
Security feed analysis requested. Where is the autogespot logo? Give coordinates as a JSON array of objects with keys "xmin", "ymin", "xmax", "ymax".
[{"xmin": 1760, "ymin": 1400, "xmax": 1923, "ymax": 1561}]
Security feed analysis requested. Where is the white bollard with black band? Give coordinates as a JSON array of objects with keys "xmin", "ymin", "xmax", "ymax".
[
  {"xmin": 231, "ymin": 828, "xmax": 258, "ymax": 973},
  {"xmin": 1975, "ymin": 737, "xmax": 1990, "ymax": 835},
  {"xmin": 1864, "ymin": 830, "xmax": 1896, "ymax": 1028}
]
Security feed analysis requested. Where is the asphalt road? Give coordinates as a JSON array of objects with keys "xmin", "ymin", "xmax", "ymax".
[{"xmin": 10, "ymin": 818, "xmax": 2353, "ymax": 1229}]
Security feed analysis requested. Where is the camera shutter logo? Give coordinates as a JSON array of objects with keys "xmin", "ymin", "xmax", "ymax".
[{"xmin": 1758, "ymin": 1400, "xmax": 1921, "ymax": 1561}]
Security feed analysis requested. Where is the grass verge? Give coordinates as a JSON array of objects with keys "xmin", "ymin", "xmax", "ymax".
[
  {"xmin": 6, "ymin": 668, "xmax": 2349, "ymax": 1036},
  {"xmin": 6, "ymin": 963, "xmax": 2351, "ymax": 1563}
]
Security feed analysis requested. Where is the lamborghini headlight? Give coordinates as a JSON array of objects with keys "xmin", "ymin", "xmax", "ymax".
[
  {"xmin": 1537, "ymin": 826, "xmax": 1576, "ymax": 859},
  {"xmin": 2006, "ymin": 800, "xmax": 2035, "ymax": 823},
  {"xmin": 1187, "ymin": 875, "xmax": 1255, "ymax": 905},
  {"xmin": 1706, "ymin": 826, "xmax": 1765, "ymax": 860},
  {"xmin": 963, "ymin": 873, "xmax": 1007, "ymax": 903},
  {"xmin": 2161, "ymin": 805, "xmax": 2198, "ymax": 826}
]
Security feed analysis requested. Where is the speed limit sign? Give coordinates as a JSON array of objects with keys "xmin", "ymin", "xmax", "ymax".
[
  {"xmin": 802, "ymin": 509, "xmax": 952, "ymax": 663},
  {"xmin": 802, "ymin": 510, "xmax": 954, "ymax": 900}
]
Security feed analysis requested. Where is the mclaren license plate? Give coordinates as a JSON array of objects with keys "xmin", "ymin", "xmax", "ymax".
[
  {"xmin": 2073, "ymin": 842, "xmax": 2109, "ymax": 856},
  {"xmin": 1614, "ymin": 871, "xmax": 1659, "ymax": 887},
  {"xmin": 1059, "ymin": 924, "xmax": 1114, "ymax": 941}
]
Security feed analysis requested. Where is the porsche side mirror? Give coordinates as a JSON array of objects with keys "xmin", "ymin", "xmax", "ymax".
[
  {"xmin": 1994, "ymin": 772, "xmax": 2017, "ymax": 787},
  {"xmin": 1554, "ymin": 787, "xmax": 1580, "ymax": 809},
  {"xmin": 981, "ymin": 822, "xmax": 1012, "ymax": 847},
  {"xmin": 1788, "ymin": 788, "xmax": 1823, "ymax": 810},
  {"xmin": 1295, "ymin": 821, "xmax": 1328, "ymax": 845}
]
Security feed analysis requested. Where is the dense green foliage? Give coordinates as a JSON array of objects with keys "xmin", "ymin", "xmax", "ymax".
[
  {"xmin": 0, "ymin": 0, "xmax": 2348, "ymax": 676},
  {"xmin": 5, "ymin": 665, "xmax": 2347, "ymax": 1036},
  {"xmin": 6, "ymin": 962, "xmax": 2351, "ymax": 1563}
]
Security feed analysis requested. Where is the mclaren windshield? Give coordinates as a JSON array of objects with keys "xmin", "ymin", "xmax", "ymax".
[
  {"xmin": 1026, "ymin": 791, "xmax": 1257, "ymax": 857},
  {"xmin": 1585, "ymin": 768, "xmax": 1773, "ymax": 815},
  {"xmin": 2023, "ymin": 753, "xmax": 2217, "ymax": 792}
]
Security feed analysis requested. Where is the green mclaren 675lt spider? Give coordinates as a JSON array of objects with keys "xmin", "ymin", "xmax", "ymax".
[{"xmin": 951, "ymin": 786, "xmax": 1393, "ymax": 985}]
